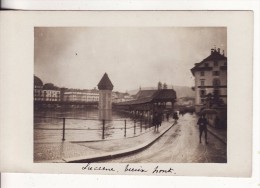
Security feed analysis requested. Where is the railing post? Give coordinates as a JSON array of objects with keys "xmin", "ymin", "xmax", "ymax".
[
  {"xmin": 124, "ymin": 120, "xmax": 126, "ymax": 137},
  {"xmin": 62, "ymin": 118, "xmax": 65, "ymax": 141},
  {"xmin": 134, "ymin": 119, "xmax": 136, "ymax": 135},
  {"xmin": 102, "ymin": 119, "xmax": 105, "ymax": 140}
]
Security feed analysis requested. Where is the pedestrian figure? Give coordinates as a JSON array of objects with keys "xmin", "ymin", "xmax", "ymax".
[
  {"xmin": 166, "ymin": 112, "xmax": 170, "ymax": 121},
  {"xmin": 153, "ymin": 112, "xmax": 159, "ymax": 132},
  {"xmin": 197, "ymin": 114, "xmax": 208, "ymax": 144},
  {"xmin": 173, "ymin": 112, "xmax": 179, "ymax": 124},
  {"xmin": 158, "ymin": 113, "xmax": 163, "ymax": 127}
]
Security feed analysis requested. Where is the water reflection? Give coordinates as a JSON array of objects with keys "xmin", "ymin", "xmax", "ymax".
[
  {"xmin": 34, "ymin": 108, "xmax": 152, "ymax": 142},
  {"xmin": 98, "ymin": 109, "xmax": 112, "ymax": 121}
]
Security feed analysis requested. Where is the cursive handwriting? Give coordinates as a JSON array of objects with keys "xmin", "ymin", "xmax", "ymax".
[
  {"xmin": 82, "ymin": 163, "xmax": 115, "ymax": 171},
  {"xmin": 81, "ymin": 163, "xmax": 176, "ymax": 175},
  {"xmin": 124, "ymin": 164, "xmax": 148, "ymax": 172},
  {"xmin": 152, "ymin": 166, "xmax": 175, "ymax": 174}
]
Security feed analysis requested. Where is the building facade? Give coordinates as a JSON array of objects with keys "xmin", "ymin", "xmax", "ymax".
[
  {"xmin": 112, "ymin": 92, "xmax": 134, "ymax": 103},
  {"xmin": 42, "ymin": 83, "xmax": 61, "ymax": 101},
  {"xmin": 63, "ymin": 89, "xmax": 99, "ymax": 102},
  {"xmin": 34, "ymin": 76, "xmax": 61, "ymax": 101},
  {"xmin": 34, "ymin": 75, "xmax": 101, "ymax": 103},
  {"xmin": 191, "ymin": 48, "xmax": 227, "ymax": 113},
  {"xmin": 34, "ymin": 76, "xmax": 44, "ymax": 101}
]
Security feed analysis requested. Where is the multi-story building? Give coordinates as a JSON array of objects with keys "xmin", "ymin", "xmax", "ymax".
[
  {"xmin": 191, "ymin": 48, "xmax": 227, "ymax": 113},
  {"xmin": 112, "ymin": 92, "xmax": 134, "ymax": 103},
  {"xmin": 86, "ymin": 91, "xmax": 99, "ymax": 102},
  {"xmin": 63, "ymin": 89, "xmax": 99, "ymax": 102},
  {"xmin": 176, "ymin": 97, "xmax": 195, "ymax": 106},
  {"xmin": 34, "ymin": 75, "xmax": 44, "ymax": 101},
  {"xmin": 34, "ymin": 76, "xmax": 100, "ymax": 103},
  {"xmin": 42, "ymin": 83, "xmax": 61, "ymax": 101}
]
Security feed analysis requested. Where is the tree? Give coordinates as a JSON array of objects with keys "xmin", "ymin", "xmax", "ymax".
[
  {"xmin": 158, "ymin": 82, "xmax": 162, "ymax": 90},
  {"xmin": 163, "ymin": 83, "xmax": 167, "ymax": 89},
  {"xmin": 205, "ymin": 93, "xmax": 213, "ymax": 108},
  {"xmin": 205, "ymin": 91, "xmax": 224, "ymax": 108}
]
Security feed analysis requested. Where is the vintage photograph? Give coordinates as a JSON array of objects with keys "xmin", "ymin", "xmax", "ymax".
[{"xmin": 33, "ymin": 27, "xmax": 227, "ymax": 163}]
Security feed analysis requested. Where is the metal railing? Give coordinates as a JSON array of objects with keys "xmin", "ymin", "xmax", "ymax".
[{"xmin": 34, "ymin": 116, "xmax": 153, "ymax": 141}]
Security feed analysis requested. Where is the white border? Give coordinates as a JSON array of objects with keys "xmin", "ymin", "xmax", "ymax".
[{"xmin": 1, "ymin": 1, "xmax": 259, "ymax": 188}]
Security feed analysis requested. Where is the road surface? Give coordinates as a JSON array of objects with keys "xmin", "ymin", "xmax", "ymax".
[{"xmin": 101, "ymin": 113, "xmax": 227, "ymax": 163}]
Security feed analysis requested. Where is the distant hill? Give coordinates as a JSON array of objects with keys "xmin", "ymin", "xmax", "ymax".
[
  {"xmin": 173, "ymin": 86, "xmax": 195, "ymax": 98},
  {"xmin": 128, "ymin": 86, "xmax": 195, "ymax": 99}
]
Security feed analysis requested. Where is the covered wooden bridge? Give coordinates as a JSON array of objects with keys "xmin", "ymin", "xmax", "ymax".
[{"xmin": 113, "ymin": 89, "xmax": 177, "ymax": 121}]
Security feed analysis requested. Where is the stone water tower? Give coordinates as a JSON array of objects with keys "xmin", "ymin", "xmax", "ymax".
[{"xmin": 97, "ymin": 73, "xmax": 113, "ymax": 110}]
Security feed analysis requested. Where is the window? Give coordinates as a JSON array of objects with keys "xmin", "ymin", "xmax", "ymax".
[
  {"xmin": 213, "ymin": 89, "xmax": 220, "ymax": 96},
  {"xmin": 224, "ymin": 61, "xmax": 227, "ymax": 66},
  {"xmin": 200, "ymin": 71, "xmax": 205, "ymax": 76},
  {"xmin": 200, "ymin": 90, "xmax": 206, "ymax": 96},
  {"xmin": 213, "ymin": 71, "xmax": 220, "ymax": 76},
  {"xmin": 213, "ymin": 79, "xmax": 221, "ymax": 86},
  {"xmin": 214, "ymin": 61, "xmax": 218, "ymax": 67},
  {"xmin": 204, "ymin": 63, "xmax": 209, "ymax": 67},
  {"xmin": 200, "ymin": 79, "xmax": 205, "ymax": 86}
]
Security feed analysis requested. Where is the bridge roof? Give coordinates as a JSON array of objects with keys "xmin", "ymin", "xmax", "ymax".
[
  {"xmin": 115, "ymin": 89, "xmax": 176, "ymax": 105},
  {"xmin": 135, "ymin": 90, "xmax": 157, "ymax": 99},
  {"xmin": 152, "ymin": 89, "xmax": 177, "ymax": 102}
]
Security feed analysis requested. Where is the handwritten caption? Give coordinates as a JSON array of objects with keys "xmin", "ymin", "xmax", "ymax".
[{"xmin": 82, "ymin": 163, "xmax": 176, "ymax": 174}]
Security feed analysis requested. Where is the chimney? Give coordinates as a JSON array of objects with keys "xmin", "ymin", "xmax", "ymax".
[
  {"xmin": 222, "ymin": 50, "xmax": 225, "ymax": 56},
  {"xmin": 217, "ymin": 48, "xmax": 220, "ymax": 53},
  {"xmin": 211, "ymin": 48, "xmax": 214, "ymax": 54}
]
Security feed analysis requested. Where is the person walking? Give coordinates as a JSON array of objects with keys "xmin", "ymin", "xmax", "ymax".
[
  {"xmin": 166, "ymin": 112, "xmax": 170, "ymax": 121},
  {"xmin": 158, "ymin": 113, "xmax": 163, "ymax": 127},
  {"xmin": 197, "ymin": 114, "xmax": 208, "ymax": 144},
  {"xmin": 153, "ymin": 112, "xmax": 159, "ymax": 132},
  {"xmin": 173, "ymin": 112, "xmax": 179, "ymax": 124}
]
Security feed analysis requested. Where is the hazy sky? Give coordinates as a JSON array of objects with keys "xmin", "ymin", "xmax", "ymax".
[{"xmin": 34, "ymin": 27, "xmax": 227, "ymax": 92}]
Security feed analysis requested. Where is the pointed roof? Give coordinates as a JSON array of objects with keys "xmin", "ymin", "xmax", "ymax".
[
  {"xmin": 97, "ymin": 73, "xmax": 114, "ymax": 90},
  {"xmin": 191, "ymin": 48, "xmax": 227, "ymax": 76},
  {"xmin": 201, "ymin": 50, "xmax": 227, "ymax": 62}
]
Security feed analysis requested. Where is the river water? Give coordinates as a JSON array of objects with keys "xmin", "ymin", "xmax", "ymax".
[{"xmin": 34, "ymin": 108, "xmax": 152, "ymax": 143}]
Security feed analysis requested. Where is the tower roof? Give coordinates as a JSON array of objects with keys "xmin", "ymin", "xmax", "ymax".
[
  {"xmin": 34, "ymin": 75, "xmax": 43, "ymax": 86},
  {"xmin": 97, "ymin": 73, "xmax": 114, "ymax": 90}
]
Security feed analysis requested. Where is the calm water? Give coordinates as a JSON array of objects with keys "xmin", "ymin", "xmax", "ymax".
[{"xmin": 34, "ymin": 108, "xmax": 152, "ymax": 142}]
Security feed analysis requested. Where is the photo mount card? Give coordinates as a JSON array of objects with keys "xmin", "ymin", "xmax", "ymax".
[{"xmin": 0, "ymin": 11, "xmax": 253, "ymax": 176}]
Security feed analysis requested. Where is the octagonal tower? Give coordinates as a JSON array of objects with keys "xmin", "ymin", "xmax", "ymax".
[{"xmin": 97, "ymin": 73, "xmax": 114, "ymax": 110}]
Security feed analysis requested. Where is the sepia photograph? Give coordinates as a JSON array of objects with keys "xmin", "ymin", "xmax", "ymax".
[
  {"xmin": 0, "ymin": 11, "xmax": 253, "ymax": 177},
  {"xmin": 34, "ymin": 27, "xmax": 227, "ymax": 164},
  {"xmin": 0, "ymin": 0, "xmax": 258, "ymax": 186}
]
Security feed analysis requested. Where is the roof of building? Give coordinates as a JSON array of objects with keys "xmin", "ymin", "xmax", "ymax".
[
  {"xmin": 34, "ymin": 76, "xmax": 43, "ymax": 86},
  {"xmin": 43, "ymin": 83, "xmax": 59, "ymax": 90},
  {"xmin": 116, "ymin": 89, "xmax": 176, "ymax": 105},
  {"xmin": 201, "ymin": 49, "xmax": 227, "ymax": 62},
  {"xmin": 152, "ymin": 89, "xmax": 177, "ymax": 102},
  {"xmin": 191, "ymin": 48, "xmax": 227, "ymax": 76},
  {"xmin": 97, "ymin": 73, "xmax": 114, "ymax": 90},
  {"xmin": 135, "ymin": 90, "xmax": 157, "ymax": 99}
]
